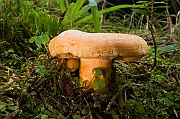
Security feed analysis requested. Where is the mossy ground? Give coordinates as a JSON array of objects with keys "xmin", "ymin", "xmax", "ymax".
[{"xmin": 0, "ymin": 0, "xmax": 180, "ymax": 119}]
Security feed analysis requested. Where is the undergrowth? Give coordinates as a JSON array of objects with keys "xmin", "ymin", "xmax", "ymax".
[{"xmin": 0, "ymin": 0, "xmax": 180, "ymax": 119}]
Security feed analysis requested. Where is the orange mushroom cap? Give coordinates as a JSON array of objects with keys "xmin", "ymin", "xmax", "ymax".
[{"xmin": 48, "ymin": 30, "xmax": 148, "ymax": 61}]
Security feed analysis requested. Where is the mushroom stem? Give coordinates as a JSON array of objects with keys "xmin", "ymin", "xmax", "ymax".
[
  {"xmin": 79, "ymin": 58, "xmax": 112, "ymax": 90},
  {"xmin": 66, "ymin": 58, "xmax": 80, "ymax": 72}
]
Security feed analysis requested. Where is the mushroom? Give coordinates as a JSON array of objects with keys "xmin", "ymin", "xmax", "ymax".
[
  {"xmin": 66, "ymin": 58, "xmax": 80, "ymax": 72},
  {"xmin": 48, "ymin": 30, "xmax": 148, "ymax": 90}
]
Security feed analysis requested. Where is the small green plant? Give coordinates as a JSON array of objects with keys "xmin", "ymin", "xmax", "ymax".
[
  {"xmin": 73, "ymin": 114, "xmax": 86, "ymax": 119},
  {"xmin": 29, "ymin": 32, "xmax": 50, "ymax": 51},
  {"xmin": 0, "ymin": 0, "xmax": 59, "ymax": 66},
  {"xmin": 92, "ymin": 68, "xmax": 106, "ymax": 89},
  {"xmin": 41, "ymin": 115, "xmax": 48, "ymax": 119},
  {"xmin": 35, "ymin": 64, "xmax": 46, "ymax": 76},
  {"xmin": 59, "ymin": 0, "xmax": 92, "ymax": 27},
  {"xmin": 0, "ymin": 100, "xmax": 19, "ymax": 114},
  {"xmin": 159, "ymin": 43, "xmax": 180, "ymax": 54},
  {"xmin": 59, "ymin": 0, "xmax": 145, "ymax": 31}
]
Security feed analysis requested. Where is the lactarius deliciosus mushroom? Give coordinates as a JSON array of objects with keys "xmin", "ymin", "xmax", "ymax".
[{"xmin": 48, "ymin": 30, "xmax": 148, "ymax": 90}]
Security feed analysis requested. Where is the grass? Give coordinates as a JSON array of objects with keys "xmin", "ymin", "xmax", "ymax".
[{"xmin": 0, "ymin": 0, "xmax": 180, "ymax": 119}]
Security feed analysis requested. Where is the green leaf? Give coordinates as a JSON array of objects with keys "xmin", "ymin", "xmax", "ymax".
[
  {"xmin": 73, "ymin": 115, "xmax": 82, "ymax": 119},
  {"xmin": 88, "ymin": 0, "xmax": 97, "ymax": 7},
  {"xmin": 92, "ymin": 68, "xmax": 106, "ymax": 78},
  {"xmin": 35, "ymin": 38, "xmax": 42, "ymax": 48},
  {"xmin": 61, "ymin": 2, "xmax": 75, "ymax": 22},
  {"xmin": 60, "ymin": 0, "xmax": 101, "ymax": 24},
  {"xmin": 71, "ymin": 0, "xmax": 86, "ymax": 19},
  {"xmin": 43, "ymin": 32, "xmax": 49, "ymax": 36},
  {"xmin": 0, "ymin": 101, "xmax": 6, "ymax": 111},
  {"xmin": 91, "ymin": 6, "xmax": 101, "ymax": 32},
  {"xmin": 92, "ymin": 68, "xmax": 103, "ymax": 77},
  {"xmin": 7, "ymin": 48, "xmax": 14, "ymax": 53},
  {"xmin": 39, "ymin": 35, "xmax": 50, "ymax": 45},
  {"xmin": 73, "ymin": 4, "xmax": 91, "ymax": 21},
  {"xmin": 35, "ymin": 65, "xmax": 46, "ymax": 75},
  {"xmin": 35, "ymin": 35, "xmax": 50, "ymax": 48},
  {"xmin": 111, "ymin": 110, "xmax": 119, "ymax": 119},
  {"xmin": 8, "ymin": 105, "xmax": 18, "ymax": 110},
  {"xmin": 81, "ymin": 116, "xmax": 86, "ymax": 119},
  {"xmin": 159, "ymin": 44, "xmax": 180, "ymax": 53},
  {"xmin": 29, "ymin": 36, "xmax": 37, "ymax": 43},
  {"xmin": 41, "ymin": 115, "xmax": 48, "ymax": 119},
  {"xmin": 93, "ymin": 78, "xmax": 105, "ymax": 89},
  {"xmin": 58, "ymin": 0, "xmax": 66, "ymax": 13}
]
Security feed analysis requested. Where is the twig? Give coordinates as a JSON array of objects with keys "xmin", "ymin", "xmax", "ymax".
[
  {"xmin": 4, "ymin": 110, "xmax": 22, "ymax": 119},
  {"xmin": 122, "ymin": 83, "xmax": 145, "ymax": 89},
  {"xmin": 0, "ymin": 66, "xmax": 21, "ymax": 80},
  {"xmin": 42, "ymin": 91, "xmax": 64, "ymax": 108},
  {"xmin": 173, "ymin": 108, "xmax": 179, "ymax": 118},
  {"xmin": 129, "ymin": 12, "xmax": 136, "ymax": 28},
  {"xmin": 149, "ymin": 0, "xmax": 157, "ymax": 68},
  {"xmin": 106, "ymin": 92, "xmax": 119, "ymax": 110},
  {"xmin": 53, "ymin": 76, "xmax": 57, "ymax": 94},
  {"xmin": 84, "ymin": 98, "xmax": 93, "ymax": 119},
  {"xmin": 93, "ymin": 110, "xmax": 103, "ymax": 119},
  {"xmin": 165, "ymin": 2, "xmax": 174, "ymax": 41},
  {"xmin": 0, "ymin": 87, "xmax": 14, "ymax": 95},
  {"xmin": 124, "ymin": 87, "xmax": 127, "ymax": 103},
  {"xmin": 100, "ymin": 0, "xmax": 106, "ymax": 25}
]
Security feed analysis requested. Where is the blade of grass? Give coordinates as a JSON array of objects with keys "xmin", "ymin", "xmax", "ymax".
[
  {"xmin": 74, "ymin": 4, "xmax": 91, "ymax": 21},
  {"xmin": 60, "ymin": 3, "xmax": 75, "ymax": 24},
  {"xmin": 88, "ymin": 0, "xmax": 100, "ymax": 32},
  {"xmin": 91, "ymin": 6, "xmax": 101, "ymax": 32},
  {"xmin": 71, "ymin": 0, "xmax": 86, "ymax": 19},
  {"xmin": 65, "ymin": 0, "xmax": 69, "ymax": 8},
  {"xmin": 74, "ymin": 0, "xmax": 100, "ymax": 21},
  {"xmin": 75, "ymin": 4, "xmax": 144, "ymax": 24},
  {"xmin": 58, "ymin": 0, "xmax": 66, "ymax": 13}
]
